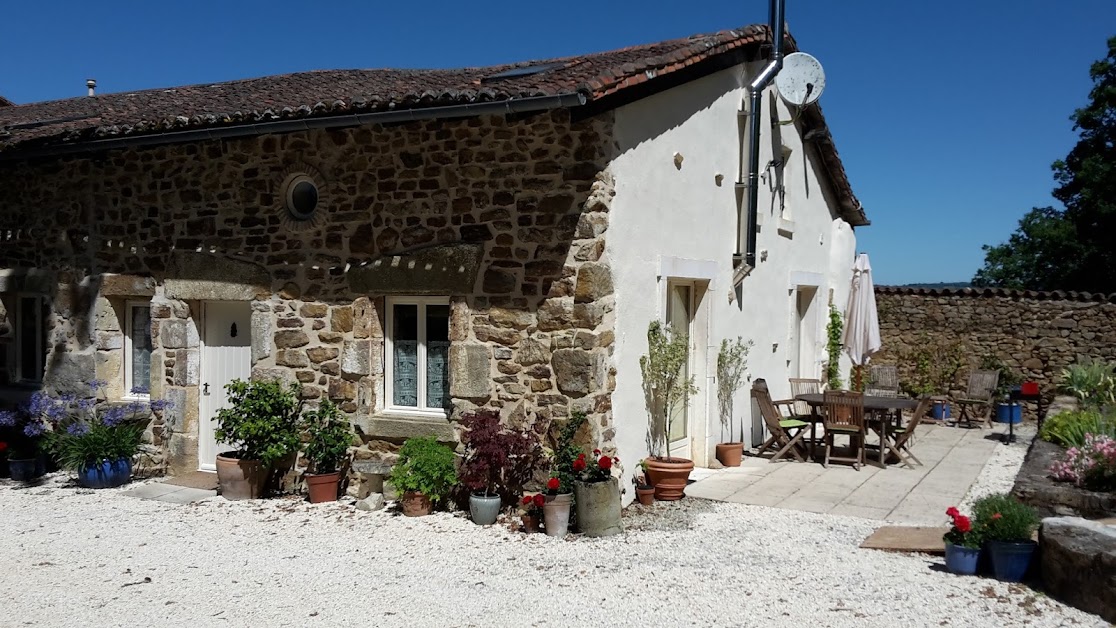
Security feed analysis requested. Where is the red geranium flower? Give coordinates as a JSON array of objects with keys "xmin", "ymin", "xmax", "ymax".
[
  {"xmin": 598, "ymin": 456, "xmax": 613, "ymax": 471},
  {"xmin": 573, "ymin": 458, "xmax": 587, "ymax": 472},
  {"xmin": 532, "ymin": 494, "xmax": 545, "ymax": 507},
  {"xmin": 546, "ymin": 477, "xmax": 560, "ymax": 491},
  {"xmin": 945, "ymin": 506, "xmax": 959, "ymax": 518},
  {"xmin": 992, "ymin": 512, "xmax": 1002, "ymax": 520},
  {"xmin": 577, "ymin": 452, "xmax": 586, "ymax": 460},
  {"xmin": 0, "ymin": 442, "xmax": 7, "ymax": 452},
  {"xmin": 522, "ymin": 495, "xmax": 533, "ymax": 505},
  {"xmin": 955, "ymin": 515, "xmax": 972, "ymax": 533},
  {"xmin": 593, "ymin": 449, "xmax": 601, "ymax": 456}
]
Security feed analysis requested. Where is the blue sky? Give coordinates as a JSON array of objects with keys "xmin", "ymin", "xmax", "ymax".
[{"xmin": 2, "ymin": 1, "xmax": 1114, "ymax": 285}]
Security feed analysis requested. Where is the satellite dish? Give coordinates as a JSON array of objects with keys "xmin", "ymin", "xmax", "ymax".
[{"xmin": 775, "ymin": 52, "xmax": 826, "ymax": 107}]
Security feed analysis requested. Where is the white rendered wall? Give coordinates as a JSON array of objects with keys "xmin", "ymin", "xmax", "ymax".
[{"xmin": 605, "ymin": 64, "xmax": 859, "ymax": 501}]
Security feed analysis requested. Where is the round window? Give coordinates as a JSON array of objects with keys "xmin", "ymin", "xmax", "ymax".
[{"xmin": 284, "ymin": 174, "xmax": 319, "ymax": 221}]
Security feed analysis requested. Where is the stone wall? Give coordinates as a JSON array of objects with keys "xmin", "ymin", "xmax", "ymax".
[
  {"xmin": 0, "ymin": 108, "xmax": 619, "ymax": 475},
  {"xmin": 875, "ymin": 288, "xmax": 1116, "ymax": 401}
]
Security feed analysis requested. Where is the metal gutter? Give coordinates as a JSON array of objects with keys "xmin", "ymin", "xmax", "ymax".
[
  {"xmin": 736, "ymin": 0, "xmax": 786, "ymax": 276},
  {"xmin": 0, "ymin": 92, "xmax": 587, "ymax": 160}
]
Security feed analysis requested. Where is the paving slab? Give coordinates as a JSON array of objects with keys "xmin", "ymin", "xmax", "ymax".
[
  {"xmin": 155, "ymin": 487, "xmax": 217, "ymax": 503},
  {"xmin": 122, "ymin": 482, "xmax": 216, "ymax": 504},
  {"xmin": 122, "ymin": 483, "xmax": 185, "ymax": 500},
  {"xmin": 686, "ymin": 423, "xmax": 1005, "ymax": 524}
]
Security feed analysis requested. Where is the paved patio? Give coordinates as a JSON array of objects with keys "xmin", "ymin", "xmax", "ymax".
[{"xmin": 686, "ymin": 423, "xmax": 1007, "ymax": 524}]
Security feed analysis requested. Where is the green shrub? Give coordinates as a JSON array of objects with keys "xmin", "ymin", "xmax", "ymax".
[
  {"xmin": 389, "ymin": 437, "xmax": 458, "ymax": 505},
  {"xmin": 549, "ymin": 411, "xmax": 587, "ymax": 494},
  {"xmin": 301, "ymin": 399, "xmax": 354, "ymax": 474},
  {"xmin": 214, "ymin": 379, "xmax": 303, "ymax": 467},
  {"xmin": 972, "ymin": 493, "xmax": 1039, "ymax": 543},
  {"xmin": 1059, "ymin": 357, "xmax": 1116, "ymax": 408},
  {"xmin": 978, "ymin": 354, "xmax": 1022, "ymax": 399},
  {"xmin": 1040, "ymin": 409, "xmax": 1116, "ymax": 448}
]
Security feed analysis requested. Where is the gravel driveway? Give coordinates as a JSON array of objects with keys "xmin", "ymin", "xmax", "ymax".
[{"xmin": 1, "ymin": 475, "xmax": 1106, "ymax": 628}]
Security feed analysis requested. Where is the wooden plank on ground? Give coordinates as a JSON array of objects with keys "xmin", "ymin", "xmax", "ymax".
[{"xmin": 860, "ymin": 526, "xmax": 949, "ymax": 554}]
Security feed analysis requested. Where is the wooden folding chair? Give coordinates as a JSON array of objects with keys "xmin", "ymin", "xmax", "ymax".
[
  {"xmin": 956, "ymin": 370, "xmax": 999, "ymax": 428},
  {"xmin": 884, "ymin": 396, "xmax": 932, "ymax": 468},
  {"xmin": 787, "ymin": 378, "xmax": 823, "ymax": 452},
  {"xmin": 823, "ymin": 391, "xmax": 866, "ymax": 470},
  {"xmin": 751, "ymin": 380, "xmax": 808, "ymax": 463}
]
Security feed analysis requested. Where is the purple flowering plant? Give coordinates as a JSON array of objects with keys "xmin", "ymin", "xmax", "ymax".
[{"xmin": 38, "ymin": 380, "xmax": 173, "ymax": 472}]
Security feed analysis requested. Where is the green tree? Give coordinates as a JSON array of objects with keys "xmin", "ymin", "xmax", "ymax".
[{"xmin": 974, "ymin": 36, "xmax": 1116, "ymax": 292}]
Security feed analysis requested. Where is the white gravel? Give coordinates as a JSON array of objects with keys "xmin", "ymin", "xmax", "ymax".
[
  {"xmin": 959, "ymin": 423, "xmax": 1036, "ymax": 512},
  {"xmin": 2, "ymin": 473, "xmax": 1107, "ymax": 628}
]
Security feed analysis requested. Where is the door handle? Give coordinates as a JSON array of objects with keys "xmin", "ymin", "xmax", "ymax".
[{"xmin": 203, "ymin": 383, "xmax": 210, "ymax": 395}]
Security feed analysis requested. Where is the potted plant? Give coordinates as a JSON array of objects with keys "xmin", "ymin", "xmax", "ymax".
[
  {"xmin": 902, "ymin": 334, "xmax": 966, "ymax": 419},
  {"xmin": 519, "ymin": 493, "xmax": 544, "ymax": 533},
  {"xmin": 973, "ymin": 493, "xmax": 1040, "ymax": 582},
  {"xmin": 0, "ymin": 401, "xmax": 49, "ymax": 482},
  {"xmin": 942, "ymin": 506, "xmax": 982, "ymax": 575},
  {"xmin": 300, "ymin": 399, "xmax": 354, "ymax": 504},
  {"xmin": 634, "ymin": 461, "xmax": 655, "ymax": 506},
  {"xmin": 388, "ymin": 436, "xmax": 458, "ymax": 517},
  {"xmin": 49, "ymin": 396, "xmax": 170, "ymax": 489},
  {"xmin": 541, "ymin": 475, "xmax": 572, "ymax": 537},
  {"xmin": 640, "ymin": 321, "xmax": 698, "ymax": 500},
  {"xmin": 571, "ymin": 448, "xmax": 623, "ymax": 537},
  {"xmin": 715, "ymin": 337, "xmax": 752, "ymax": 467},
  {"xmin": 213, "ymin": 379, "xmax": 303, "ymax": 500},
  {"xmin": 458, "ymin": 408, "xmax": 540, "ymax": 525},
  {"xmin": 981, "ymin": 355, "xmax": 1024, "ymax": 424}
]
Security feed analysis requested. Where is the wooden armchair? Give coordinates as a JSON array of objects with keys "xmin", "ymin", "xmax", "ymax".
[
  {"xmin": 823, "ymin": 391, "xmax": 866, "ymax": 470},
  {"xmin": 865, "ymin": 364, "xmax": 899, "ymax": 398},
  {"xmin": 751, "ymin": 380, "xmax": 808, "ymax": 463},
  {"xmin": 956, "ymin": 370, "xmax": 1000, "ymax": 428},
  {"xmin": 885, "ymin": 396, "xmax": 932, "ymax": 467}
]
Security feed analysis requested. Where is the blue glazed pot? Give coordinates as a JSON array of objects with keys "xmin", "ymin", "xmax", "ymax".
[
  {"xmin": 987, "ymin": 540, "xmax": 1037, "ymax": 582},
  {"xmin": 931, "ymin": 402, "xmax": 952, "ymax": 420},
  {"xmin": 994, "ymin": 403, "xmax": 1022, "ymax": 424},
  {"xmin": 9, "ymin": 458, "xmax": 42, "ymax": 482},
  {"xmin": 944, "ymin": 542, "xmax": 981, "ymax": 575},
  {"xmin": 77, "ymin": 458, "xmax": 134, "ymax": 489}
]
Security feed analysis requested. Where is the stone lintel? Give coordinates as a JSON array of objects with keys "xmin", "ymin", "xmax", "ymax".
[
  {"xmin": 0, "ymin": 268, "xmax": 56, "ymax": 295},
  {"xmin": 351, "ymin": 414, "xmax": 455, "ymax": 443},
  {"xmin": 163, "ymin": 252, "xmax": 270, "ymax": 301},
  {"xmin": 347, "ymin": 243, "xmax": 483, "ymax": 295}
]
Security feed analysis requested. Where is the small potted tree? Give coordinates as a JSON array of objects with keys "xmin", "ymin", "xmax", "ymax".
[
  {"xmin": 973, "ymin": 493, "xmax": 1039, "ymax": 582},
  {"xmin": 541, "ymin": 475, "xmax": 572, "ymax": 537},
  {"xmin": 388, "ymin": 436, "xmax": 458, "ymax": 517},
  {"xmin": 715, "ymin": 337, "xmax": 752, "ymax": 467},
  {"xmin": 640, "ymin": 321, "xmax": 698, "ymax": 500},
  {"xmin": 458, "ymin": 408, "xmax": 540, "ymax": 525},
  {"xmin": 300, "ymin": 399, "xmax": 354, "ymax": 504},
  {"xmin": 214, "ymin": 379, "xmax": 303, "ymax": 500}
]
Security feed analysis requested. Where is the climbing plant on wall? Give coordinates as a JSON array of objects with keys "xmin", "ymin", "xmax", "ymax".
[{"xmin": 826, "ymin": 305, "xmax": 843, "ymax": 390}]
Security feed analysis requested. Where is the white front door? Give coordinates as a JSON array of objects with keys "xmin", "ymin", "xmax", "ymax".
[
  {"xmin": 794, "ymin": 286, "xmax": 819, "ymax": 379},
  {"xmin": 199, "ymin": 301, "xmax": 252, "ymax": 472}
]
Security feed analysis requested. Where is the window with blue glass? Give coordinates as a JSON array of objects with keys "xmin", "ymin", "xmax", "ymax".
[
  {"xmin": 124, "ymin": 302, "xmax": 152, "ymax": 398},
  {"xmin": 386, "ymin": 298, "xmax": 450, "ymax": 415}
]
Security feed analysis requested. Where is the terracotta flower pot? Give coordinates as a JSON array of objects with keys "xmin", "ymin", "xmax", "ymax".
[
  {"xmin": 215, "ymin": 453, "xmax": 268, "ymax": 500},
  {"xmin": 521, "ymin": 513, "xmax": 540, "ymax": 533},
  {"xmin": 715, "ymin": 442, "xmax": 743, "ymax": 467},
  {"xmin": 645, "ymin": 456, "xmax": 695, "ymax": 501},
  {"xmin": 305, "ymin": 471, "xmax": 341, "ymax": 503},
  {"xmin": 543, "ymin": 492, "xmax": 572, "ymax": 537},
  {"xmin": 401, "ymin": 491, "xmax": 433, "ymax": 517},
  {"xmin": 636, "ymin": 485, "xmax": 655, "ymax": 506}
]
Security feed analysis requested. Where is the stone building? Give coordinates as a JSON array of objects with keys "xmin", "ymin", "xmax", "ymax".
[{"xmin": 0, "ymin": 25, "xmax": 867, "ymax": 497}]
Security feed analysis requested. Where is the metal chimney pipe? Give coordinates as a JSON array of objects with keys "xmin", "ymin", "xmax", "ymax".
[
  {"xmin": 739, "ymin": 0, "xmax": 786, "ymax": 270},
  {"xmin": 86, "ymin": 79, "xmax": 96, "ymax": 97}
]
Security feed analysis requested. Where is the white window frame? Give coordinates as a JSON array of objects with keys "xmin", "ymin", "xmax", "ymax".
[
  {"xmin": 384, "ymin": 296, "xmax": 450, "ymax": 418},
  {"xmin": 123, "ymin": 301, "xmax": 152, "ymax": 400},
  {"xmin": 13, "ymin": 294, "xmax": 43, "ymax": 384}
]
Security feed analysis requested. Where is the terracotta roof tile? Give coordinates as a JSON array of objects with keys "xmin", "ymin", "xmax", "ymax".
[{"xmin": 0, "ymin": 24, "xmax": 866, "ymax": 225}]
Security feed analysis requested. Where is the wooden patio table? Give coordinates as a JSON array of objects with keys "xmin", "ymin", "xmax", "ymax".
[{"xmin": 794, "ymin": 393, "xmax": 919, "ymax": 466}]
